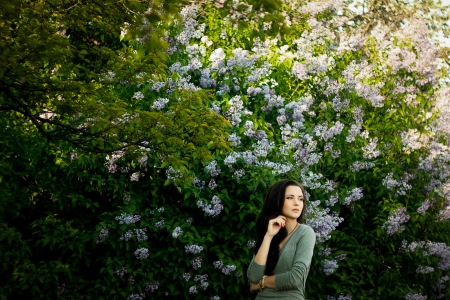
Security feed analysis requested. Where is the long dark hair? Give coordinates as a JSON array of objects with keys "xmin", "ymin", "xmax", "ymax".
[{"xmin": 254, "ymin": 180, "xmax": 308, "ymax": 275}]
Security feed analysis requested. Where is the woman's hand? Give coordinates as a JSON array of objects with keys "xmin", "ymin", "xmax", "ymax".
[
  {"xmin": 249, "ymin": 281, "xmax": 260, "ymax": 293},
  {"xmin": 266, "ymin": 215, "xmax": 286, "ymax": 237}
]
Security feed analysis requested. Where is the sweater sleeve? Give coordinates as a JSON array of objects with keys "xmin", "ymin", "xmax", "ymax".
[
  {"xmin": 247, "ymin": 256, "xmax": 266, "ymax": 283},
  {"xmin": 275, "ymin": 226, "xmax": 316, "ymax": 291}
]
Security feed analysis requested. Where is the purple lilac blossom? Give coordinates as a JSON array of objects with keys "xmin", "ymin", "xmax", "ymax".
[
  {"xmin": 185, "ymin": 244, "xmax": 204, "ymax": 254},
  {"xmin": 382, "ymin": 207, "xmax": 410, "ymax": 235},
  {"xmin": 197, "ymin": 195, "xmax": 223, "ymax": 217},
  {"xmin": 145, "ymin": 282, "xmax": 159, "ymax": 292},
  {"xmin": 172, "ymin": 226, "xmax": 183, "ymax": 238},
  {"xmin": 190, "ymin": 256, "xmax": 202, "ymax": 270},
  {"xmin": 96, "ymin": 227, "xmax": 108, "ymax": 244},
  {"xmin": 134, "ymin": 248, "xmax": 149, "ymax": 260},
  {"xmin": 116, "ymin": 213, "xmax": 141, "ymax": 225}
]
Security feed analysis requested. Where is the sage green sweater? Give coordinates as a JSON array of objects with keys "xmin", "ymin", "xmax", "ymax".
[{"xmin": 247, "ymin": 224, "xmax": 316, "ymax": 299}]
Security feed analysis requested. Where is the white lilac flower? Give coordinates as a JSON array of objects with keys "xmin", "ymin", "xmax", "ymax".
[
  {"xmin": 189, "ymin": 286, "xmax": 198, "ymax": 294},
  {"xmin": 116, "ymin": 213, "xmax": 141, "ymax": 225},
  {"xmin": 183, "ymin": 273, "xmax": 191, "ymax": 281},
  {"xmin": 208, "ymin": 179, "xmax": 217, "ymax": 190},
  {"xmin": 205, "ymin": 160, "xmax": 221, "ymax": 177},
  {"xmin": 134, "ymin": 248, "xmax": 149, "ymax": 260},
  {"xmin": 416, "ymin": 266, "xmax": 434, "ymax": 274},
  {"xmin": 306, "ymin": 200, "xmax": 343, "ymax": 242},
  {"xmin": 322, "ymin": 259, "xmax": 338, "ymax": 275},
  {"xmin": 233, "ymin": 169, "xmax": 245, "ymax": 180},
  {"xmin": 134, "ymin": 229, "xmax": 148, "ymax": 241},
  {"xmin": 132, "ymin": 92, "xmax": 144, "ymax": 100},
  {"xmin": 221, "ymin": 265, "xmax": 236, "ymax": 275},
  {"xmin": 197, "ymin": 196, "xmax": 223, "ymax": 217},
  {"xmin": 145, "ymin": 282, "xmax": 159, "ymax": 292},
  {"xmin": 404, "ymin": 293, "xmax": 427, "ymax": 300},
  {"xmin": 127, "ymin": 293, "xmax": 145, "ymax": 300},
  {"xmin": 172, "ymin": 226, "xmax": 183, "ymax": 238},
  {"xmin": 343, "ymin": 187, "xmax": 363, "ymax": 206},
  {"xmin": 213, "ymin": 260, "xmax": 223, "ymax": 269},
  {"xmin": 120, "ymin": 230, "xmax": 133, "ymax": 242},
  {"xmin": 190, "ymin": 256, "xmax": 202, "ymax": 270},
  {"xmin": 247, "ymin": 240, "xmax": 255, "ymax": 249},
  {"xmin": 151, "ymin": 98, "xmax": 170, "ymax": 110},
  {"xmin": 114, "ymin": 267, "xmax": 127, "ymax": 278},
  {"xmin": 382, "ymin": 207, "xmax": 410, "ymax": 235},
  {"xmin": 417, "ymin": 200, "xmax": 431, "ymax": 215},
  {"xmin": 185, "ymin": 244, "xmax": 204, "ymax": 254},
  {"xmin": 154, "ymin": 220, "xmax": 164, "ymax": 229}
]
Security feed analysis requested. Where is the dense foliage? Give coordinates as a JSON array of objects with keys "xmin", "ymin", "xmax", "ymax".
[{"xmin": 2, "ymin": 1, "xmax": 450, "ymax": 300}]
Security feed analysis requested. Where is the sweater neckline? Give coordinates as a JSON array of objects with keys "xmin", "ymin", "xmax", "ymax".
[{"xmin": 279, "ymin": 223, "xmax": 301, "ymax": 252}]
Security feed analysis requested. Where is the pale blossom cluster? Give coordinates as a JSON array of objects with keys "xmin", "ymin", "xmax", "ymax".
[
  {"xmin": 185, "ymin": 244, "xmax": 204, "ymax": 254},
  {"xmin": 96, "ymin": 227, "xmax": 108, "ymax": 244},
  {"xmin": 401, "ymin": 129, "xmax": 429, "ymax": 154},
  {"xmin": 404, "ymin": 293, "xmax": 427, "ymax": 300},
  {"xmin": 134, "ymin": 248, "xmax": 149, "ymax": 260},
  {"xmin": 194, "ymin": 274, "xmax": 209, "ymax": 290},
  {"xmin": 349, "ymin": 161, "xmax": 375, "ymax": 173},
  {"xmin": 306, "ymin": 200, "xmax": 344, "ymax": 242},
  {"xmin": 127, "ymin": 294, "xmax": 145, "ymax": 300},
  {"xmin": 172, "ymin": 226, "xmax": 183, "ymax": 238},
  {"xmin": 205, "ymin": 160, "xmax": 221, "ymax": 177},
  {"xmin": 322, "ymin": 259, "xmax": 338, "ymax": 275},
  {"xmin": 145, "ymin": 282, "xmax": 159, "ymax": 293},
  {"xmin": 343, "ymin": 187, "xmax": 363, "ymax": 206},
  {"xmin": 197, "ymin": 195, "xmax": 223, "ymax": 217},
  {"xmin": 116, "ymin": 213, "xmax": 141, "ymax": 225},
  {"xmin": 114, "ymin": 267, "xmax": 127, "ymax": 278},
  {"xmin": 190, "ymin": 256, "xmax": 202, "ymax": 270},
  {"xmin": 382, "ymin": 207, "xmax": 410, "ymax": 235}
]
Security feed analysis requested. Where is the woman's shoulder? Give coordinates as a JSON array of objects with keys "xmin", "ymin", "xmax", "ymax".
[{"xmin": 298, "ymin": 224, "xmax": 316, "ymax": 239}]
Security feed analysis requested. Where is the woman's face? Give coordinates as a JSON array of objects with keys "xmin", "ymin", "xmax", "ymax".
[{"xmin": 281, "ymin": 185, "xmax": 304, "ymax": 220}]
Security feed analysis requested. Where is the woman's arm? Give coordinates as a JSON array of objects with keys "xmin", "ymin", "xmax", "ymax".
[
  {"xmin": 247, "ymin": 215, "xmax": 287, "ymax": 283},
  {"xmin": 274, "ymin": 226, "xmax": 316, "ymax": 291}
]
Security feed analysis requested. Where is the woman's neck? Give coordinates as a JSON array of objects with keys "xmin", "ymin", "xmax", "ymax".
[{"xmin": 285, "ymin": 219, "xmax": 298, "ymax": 234}]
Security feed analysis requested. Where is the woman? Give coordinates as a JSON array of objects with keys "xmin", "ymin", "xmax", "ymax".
[{"xmin": 247, "ymin": 180, "xmax": 316, "ymax": 299}]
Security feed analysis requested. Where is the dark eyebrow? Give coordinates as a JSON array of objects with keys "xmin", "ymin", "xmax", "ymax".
[{"xmin": 285, "ymin": 194, "xmax": 303, "ymax": 198}]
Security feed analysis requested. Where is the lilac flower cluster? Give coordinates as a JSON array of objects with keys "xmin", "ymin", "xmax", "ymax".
[
  {"xmin": 132, "ymin": 92, "xmax": 144, "ymax": 100},
  {"xmin": 349, "ymin": 161, "xmax": 375, "ymax": 173},
  {"xmin": 417, "ymin": 200, "xmax": 431, "ymax": 215},
  {"xmin": 114, "ymin": 267, "xmax": 127, "ymax": 278},
  {"xmin": 343, "ymin": 187, "xmax": 363, "ymax": 207},
  {"xmin": 127, "ymin": 294, "xmax": 145, "ymax": 300},
  {"xmin": 128, "ymin": 276, "xmax": 135, "ymax": 285},
  {"xmin": 189, "ymin": 286, "xmax": 198, "ymax": 294},
  {"xmin": 96, "ymin": 227, "xmax": 108, "ymax": 244},
  {"xmin": 197, "ymin": 195, "xmax": 223, "ymax": 217},
  {"xmin": 120, "ymin": 230, "xmax": 133, "ymax": 242},
  {"xmin": 165, "ymin": 166, "xmax": 183, "ymax": 180},
  {"xmin": 327, "ymin": 294, "xmax": 353, "ymax": 300},
  {"xmin": 130, "ymin": 172, "xmax": 144, "ymax": 181},
  {"xmin": 416, "ymin": 265, "xmax": 434, "ymax": 274},
  {"xmin": 404, "ymin": 293, "xmax": 427, "ymax": 300},
  {"xmin": 172, "ymin": 226, "xmax": 183, "ymax": 238},
  {"xmin": 193, "ymin": 177, "xmax": 206, "ymax": 189},
  {"xmin": 306, "ymin": 200, "xmax": 344, "ymax": 242},
  {"xmin": 322, "ymin": 259, "xmax": 338, "ymax": 275},
  {"xmin": 190, "ymin": 256, "xmax": 202, "ymax": 270},
  {"xmin": 57, "ymin": 283, "xmax": 65, "ymax": 295},
  {"xmin": 134, "ymin": 229, "xmax": 148, "ymax": 241},
  {"xmin": 134, "ymin": 248, "xmax": 149, "ymax": 260},
  {"xmin": 194, "ymin": 274, "xmax": 208, "ymax": 290},
  {"xmin": 185, "ymin": 244, "xmax": 204, "ymax": 254},
  {"xmin": 145, "ymin": 282, "xmax": 159, "ymax": 293},
  {"xmin": 325, "ymin": 194, "xmax": 339, "ymax": 207},
  {"xmin": 205, "ymin": 160, "xmax": 221, "ymax": 177},
  {"xmin": 382, "ymin": 173, "xmax": 412, "ymax": 196},
  {"xmin": 208, "ymin": 179, "xmax": 217, "ymax": 190},
  {"xmin": 382, "ymin": 207, "xmax": 410, "ymax": 235},
  {"xmin": 151, "ymin": 98, "xmax": 170, "ymax": 110},
  {"xmin": 318, "ymin": 247, "xmax": 331, "ymax": 257},
  {"xmin": 123, "ymin": 192, "xmax": 131, "ymax": 202},
  {"xmin": 233, "ymin": 169, "xmax": 245, "ymax": 180},
  {"xmin": 210, "ymin": 296, "xmax": 220, "ymax": 300},
  {"xmin": 104, "ymin": 150, "xmax": 125, "ymax": 173},
  {"xmin": 116, "ymin": 213, "xmax": 141, "ymax": 225},
  {"xmin": 183, "ymin": 273, "xmax": 191, "ymax": 281},
  {"xmin": 247, "ymin": 240, "xmax": 255, "ymax": 249},
  {"xmin": 361, "ymin": 138, "xmax": 381, "ymax": 159},
  {"xmin": 154, "ymin": 220, "xmax": 164, "ymax": 229}
]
